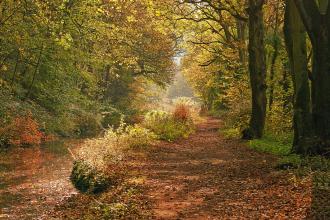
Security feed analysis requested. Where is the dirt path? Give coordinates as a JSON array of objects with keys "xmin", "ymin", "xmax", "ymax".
[{"xmin": 143, "ymin": 118, "xmax": 311, "ymax": 219}]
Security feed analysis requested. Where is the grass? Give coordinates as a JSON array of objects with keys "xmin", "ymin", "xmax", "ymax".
[{"xmin": 248, "ymin": 133, "xmax": 292, "ymax": 156}]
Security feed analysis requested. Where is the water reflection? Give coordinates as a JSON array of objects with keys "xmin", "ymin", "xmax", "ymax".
[{"xmin": 0, "ymin": 140, "xmax": 80, "ymax": 219}]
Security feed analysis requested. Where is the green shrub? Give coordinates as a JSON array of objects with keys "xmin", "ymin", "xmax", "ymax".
[
  {"xmin": 101, "ymin": 202, "xmax": 129, "ymax": 219},
  {"xmin": 101, "ymin": 106, "xmax": 123, "ymax": 128},
  {"xmin": 222, "ymin": 127, "xmax": 240, "ymax": 139},
  {"xmin": 76, "ymin": 112, "xmax": 102, "ymax": 137},
  {"xmin": 71, "ymin": 160, "xmax": 112, "ymax": 193},
  {"xmin": 47, "ymin": 113, "xmax": 77, "ymax": 137},
  {"xmin": 122, "ymin": 124, "xmax": 157, "ymax": 149},
  {"xmin": 143, "ymin": 110, "xmax": 195, "ymax": 141}
]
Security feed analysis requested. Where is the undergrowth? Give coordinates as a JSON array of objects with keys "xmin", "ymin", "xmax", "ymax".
[
  {"xmin": 143, "ymin": 100, "xmax": 196, "ymax": 142},
  {"xmin": 243, "ymin": 131, "xmax": 330, "ymax": 218},
  {"xmin": 248, "ymin": 133, "xmax": 292, "ymax": 156},
  {"xmin": 71, "ymin": 119, "xmax": 156, "ymax": 193},
  {"xmin": 53, "ymin": 177, "xmax": 151, "ymax": 219}
]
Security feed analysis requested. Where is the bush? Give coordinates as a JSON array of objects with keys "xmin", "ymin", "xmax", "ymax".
[
  {"xmin": 173, "ymin": 104, "xmax": 190, "ymax": 122},
  {"xmin": 143, "ymin": 109, "xmax": 195, "ymax": 141},
  {"xmin": 71, "ymin": 160, "xmax": 112, "ymax": 193},
  {"xmin": 71, "ymin": 121, "xmax": 156, "ymax": 193},
  {"xmin": 0, "ymin": 112, "xmax": 44, "ymax": 147},
  {"xmin": 101, "ymin": 106, "xmax": 124, "ymax": 128},
  {"xmin": 122, "ymin": 124, "xmax": 157, "ymax": 149},
  {"xmin": 76, "ymin": 112, "xmax": 102, "ymax": 137}
]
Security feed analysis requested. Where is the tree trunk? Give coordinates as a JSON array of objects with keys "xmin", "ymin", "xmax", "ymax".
[
  {"xmin": 293, "ymin": 0, "xmax": 330, "ymax": 154},
  {"xmin": 284, "ymin": 0, "xmax": 313, "ymax": 154},
  {"xmin": 311, "ymin": 17, "xmax": 330, "ymax": 153},
  {"xmin": 243, "ymin": 0, "xmax": 267, "ymax": 139}
]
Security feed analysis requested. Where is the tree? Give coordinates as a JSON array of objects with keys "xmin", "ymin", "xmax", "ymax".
[
  {"xmin": 293, "ymin": 0, "xmax": 330, "ymax": 154},
  {"xmin": 0, "ymin": 0, "xmax": 177, "ymax": 137},
  {"xmin": 243, "ymin": 0, "xmax": 267, "ymax": 139},
  {"xmin": 284, "ymin": 0, "xmax": 312, "ymax": 154}
]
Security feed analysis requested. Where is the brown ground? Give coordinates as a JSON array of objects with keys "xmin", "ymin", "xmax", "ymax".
[
  {"xmin": 143, "ymin": 118, "xmax": 311, "ymax": 219},
  {"xmin": 2, "ymin": 118, "xmax": 314, "ymax": 219}
]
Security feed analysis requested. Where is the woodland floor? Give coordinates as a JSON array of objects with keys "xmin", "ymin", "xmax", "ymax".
[
  {"xmin": 141, "ymin": 118, "xmax": 312, "ymax": 219},
  {"xmin": 2, "ymin": 118, "xmax": 321, "ymax": 219}
]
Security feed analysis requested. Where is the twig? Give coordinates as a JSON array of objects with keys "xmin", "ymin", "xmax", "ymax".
[{"xmin": 67, "ymin": 147, "xmax": 76, "ymax": 160}]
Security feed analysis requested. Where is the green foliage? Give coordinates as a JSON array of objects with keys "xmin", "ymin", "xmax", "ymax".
[
  {"xmin": 249, "ymin": 135, "xmax": 330, "ymax": 173},
  {"xmin": 0, "ymin": 0, "xmax": 176, "ymax": 142},
  {"xmin": 248, "ymin": 134, "xmax": 292, "ymax": 156},
  {"xmin": 122, "ymin": 125, "xmax": 157, "ymax": 149},
  {"xmin": 276, "ymin": 154, "xmax": 302, "ymax": 170},
  {"xmin": 101, "ymin": 202, "xmax": 129, "ymax": 219},
  {"xmin": 143, "ymin": 109, "xmax": 195, "ymax": 142},
  {"xmin": 75, "ymin": 112, "xmax": 102, "ymax": 137},
  {"xmin": 101, "ymin": 106, "xmax": 124, "ymax": 128},
  {"xmin": 221, "ymin": 127, "xmax": 241, "ymax": 139},
  {"xmin": 70, "ymin": 160, "xmax": 111, "ymax": 194}
]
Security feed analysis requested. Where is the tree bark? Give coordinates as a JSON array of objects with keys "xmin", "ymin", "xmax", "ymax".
[
  {"xmin": 243, "ymin": 0, "xmax": 267, "ymax": 139},
  {"xmin": 294, "ymin": 0, "xmax": 330, "ymax": 154},
  {"xmin": 284, "ymin": 0, "xmax": 313, "ymax": 154}
]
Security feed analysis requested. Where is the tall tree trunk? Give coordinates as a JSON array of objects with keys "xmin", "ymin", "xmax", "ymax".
[
  {"xmin": 284, "ymin": 0, "xmax": 313, "ymax": 154},
  {"xmin": 243, "ymin": 0, "xmax": 267, "ymax": 139},
  {"xmin": 311, "ymin": 17, "xmax": 330, "ymax": 153},
  {"xmin": 294, "ymin": 0, "xmax": 330, "ymax": 154}
]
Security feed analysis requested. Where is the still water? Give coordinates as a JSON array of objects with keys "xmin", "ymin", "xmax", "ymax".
[{"xmin": 0, "ymin": 140, "xmax": 81, "ymax": 219}]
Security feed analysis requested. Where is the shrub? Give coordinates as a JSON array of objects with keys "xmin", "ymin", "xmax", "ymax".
[
  {"xmin": 76, "ymin": 112, "xmax": 102, "ymax": 137},
  {"xmin": 143, "ymin": 110, "xmax": 171, "ymax": 126},
  {"xmin": 71, "ymin": 134, "xmax": 125, "ymax": 193},
  {"xmin": 173, "ymin": 104, "xmax": 191, "ymax": 122},
  {"xmin": 143, "ymin": 109, "xmax": 195, "ymax": 141},
  {"xmin": 122, "ymin": 124, "xmax": 157, "ymax": 149},
  {"xmin": 71, "ymin": 160, "xmax": 112, "ymax": 193},
  {"xmin": 71, "ymin": 121, "xmax": 156, "ymax": 193},
  {"xmin": 101, "ymin": 106, "xmax": 123, "ymax": 128},
  {"xmin": 0, "ymin": 112, "xmax": 44, "ymax": 147}
]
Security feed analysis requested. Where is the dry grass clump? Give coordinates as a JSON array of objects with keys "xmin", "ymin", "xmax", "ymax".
[{"xmin": 71, "ymin": 120, "xmax": 156, "ymax": 193}]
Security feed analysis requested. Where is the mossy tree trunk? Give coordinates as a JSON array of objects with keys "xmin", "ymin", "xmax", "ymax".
[
  {"xmin": 284, "ymin": 0, "xmax": 313, "ymax": 154},
  {"xmin": 293, "ymin": 0, "xmax": 330, "ymax": 154},
  {"xmin": 244, "ymin": 0, "xmax": 267, "ymax": 139}
]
